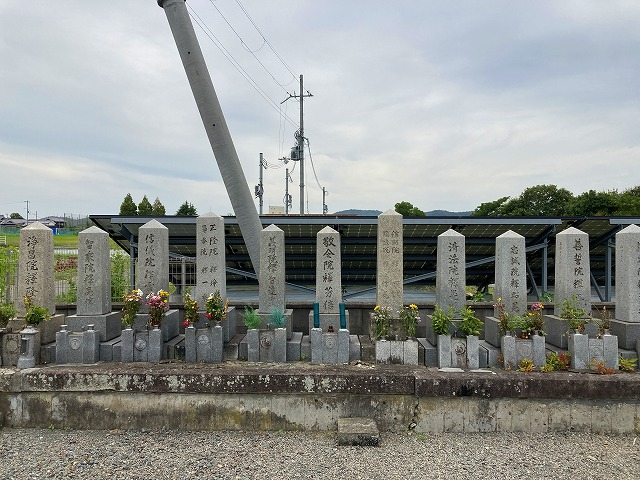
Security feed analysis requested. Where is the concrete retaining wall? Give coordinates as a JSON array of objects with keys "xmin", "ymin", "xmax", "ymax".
[{"xmin": 2, "ymin": 364, "xmax": 639, "ymax": 433}]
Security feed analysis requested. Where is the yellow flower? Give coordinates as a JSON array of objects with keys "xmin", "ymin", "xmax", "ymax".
[
  {"xmin": 374, "ymin": 305, "xmax": 380, "ymax": 311},
  {"xmin": 409, "ymin": 304, "xmax": 418, "ymax": 310}
]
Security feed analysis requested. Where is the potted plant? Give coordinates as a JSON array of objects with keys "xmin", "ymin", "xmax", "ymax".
[
  {"xmin": 205, "ymin": 290, "xmax": 229, "ymax": 325},
  {"xmin": 121, "ymin": 289, "xmax": 143, "ymax": 329},
  {"xmin": 146, "ymin": 290, "xmax": 169, "ymax": 329},
  {"xmin": 433, "ymin": 304, "xmax": 482, "ymax": 369},
  {"xmin": 498, "ymin": 301, "xmax": 546, "ymax": 369},
  {"xmin": 560, "ymin": 295, "xmax": 589, "ymax": 333},
  {"xmin": 183, "ymin": 292, "xmax": 199, "ymax": 328},
  {"xmin": 23, "ymin": 295, "xmax": 50, "ymax": 326},
  {"xmin": 243, "ymin": 307, "xmax": 260, "ymax": 330},
  {"xmin": 372, "ymin": 304, "xmax": 420, "ymax": 364}
]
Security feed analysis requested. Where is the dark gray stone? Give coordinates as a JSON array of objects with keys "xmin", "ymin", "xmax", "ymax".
[{"xmin": 65, "ymin": 312, "xmax": 122, "ymax": 342}]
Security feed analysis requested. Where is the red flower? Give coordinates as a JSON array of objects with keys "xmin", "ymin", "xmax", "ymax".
[
  {"xmin": 205, "ymin": 313, "xmax": 212, "ymax": 319},
  {"xmin": 183, "ymin": 320, "xmax": 190, "ymax": 328}
]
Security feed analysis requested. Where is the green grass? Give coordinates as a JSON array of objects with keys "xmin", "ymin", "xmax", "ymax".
[{"xmin": 0, "ymin": 233, "xmax": 122, "ymax": 250}]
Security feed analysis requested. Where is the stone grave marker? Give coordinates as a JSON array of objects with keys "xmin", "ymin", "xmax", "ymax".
[
  {"xmin": 611, "ymin": 225, "xmax": 640, "ymax": 349},
  {"xmin": 436, "ymin": 229, "xmax": 466, "ymax": 313},
  {"xmin": 376, "ymin": 210, "xmax": 403, "ymax": 315},
  {"xmin": 138, "ymin": 219, "xmax": 169, "ymax": 296}
]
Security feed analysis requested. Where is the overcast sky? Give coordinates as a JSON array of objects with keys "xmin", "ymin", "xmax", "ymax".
[{"xmin": 1, "ymin": 0, "xmax": 639, "ymax": 219}]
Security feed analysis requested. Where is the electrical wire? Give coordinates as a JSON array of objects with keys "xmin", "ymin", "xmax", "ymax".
[
  {"xmin": 187, "ymin": 5, "xmax": 298, "ymax": 128},
  {"xmin": 208, "ymin": 0, "xmax": 295, "ymax": 92},
  {"xmin": 234, "ymin": 0, "xmax": 297, "ymax": 81},
  {"xmin": 305, "ymin": 139, "xmax": 324, "ymax": 191}
]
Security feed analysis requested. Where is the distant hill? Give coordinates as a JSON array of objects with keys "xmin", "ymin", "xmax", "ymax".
[
  {"xmin": 334, "ymin": 209, "xmax": 383, "ymax": 216},
  {"xmin": 425, "ymin": 210, "xmax": 472, "ymax": 217},
  {"xmin": 333, "ymin": 209, "xmax": 471, "ymax": 216}
]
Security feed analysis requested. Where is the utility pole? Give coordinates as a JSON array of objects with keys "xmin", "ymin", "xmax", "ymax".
[
  {"xmin": 255, "ymin": 153, "xmax": 264, "ymax": 215},
  {"xmin": 25, "ymin": 200, "xmax": 29, "ymax": 223},
  {"xmin": 281, "ymin": 74, "xmax": 312, "ymax": 215},
  {"xmin": 158, "ymin": 0, "xmax": 263, "ymax": 275},
  {"xmin": 322, "ymin": 187, "xmax": 328, "ymax": 215},
  {"xmin": 284, "ymin": 168, "xmax": 292, "ymax": 215}
]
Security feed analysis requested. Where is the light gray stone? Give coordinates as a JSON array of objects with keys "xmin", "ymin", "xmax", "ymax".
[
  {"xmin": 132, "ymin": 331, "xmax": 150, "ymax": 362},
  {"xmin": 147, "ymin": 328, "xmax": 162, "ymax": 362},
  {"xmin": 308, "ymin": 311, "xmax": 350, "ymax": 335},
  {"xmin": 609, "ymin": 319, "xmax": 640, "ymax": 350},
  {"xmin": 375, "ymin": 339, "xmax": 391, "ymax": 363},
  {"xmin": 132, "ymin": 310, "xmax": 179, "ymax": 342},
  {"xmin": 337, "ymin": 417, "xmax": 379, "ymax": 446},
  {"xmin": 211, "ymin": 325, "xmax": 224, "ymax": 363},
  {"xmin": 543, "ymin": 314, "xmax": 598, "ymax": 349},
  {"xmin": 17, "ymin": 222, "xmax": 55, "ymax": 317},
  {"xmin": 55, "ymin": 326, "xmax": 69, "ymax": 364},
  {"xmin": 436, "ymin": 229, "xmax": 465, "ymax": 312},
  {"xmin": 16, "ymin": 326, "xmax": 38, "ymax": 369},
  {"xmin": 376, "ymin": 210, "xmax": 403, "ymax": 314},
  {"xmin": 137, "ymin": 219, "xmax": 169, "ymax": 296},
  {"xmin": 437, "ymin": 334, "xmax": 452, "ymax": 368},
  {"xmin": 99, "ymin": 337, "xmax": 121, "ymax": 362},
  {"xmin": 184, "ymin": 326, "xmax": 197, "ymax": 362},
  {"xmin": 77, "ymin": 226, "xmax": 111, "ymax": 315},
  {"xmin": 286, "ymin": 331, "xmax": 303, "ymax": 362},
  {"xmin": 273, "ymin": 327, "xmax": 287, "ymax": 363},
  {"xmin": 310, "ymin": 328, "xmax": 324, "ymax": 364},
  {"xmin": 82, "ymin": 327, "xmax": 100, "ymax": 363},
  {"xmin": 36, "ymin": 314, "xmax": 66, "ymax": 345},
  {"xmin": 615, "ymin": 224, "xmax": 640, "ymax": 323},
  {"xmin": 568, "ymin": 332, "xmax": 590, "ymax": 369},
  {"xmin": 403, "ymin": 338, "xmax": 419, "ymax": 365},
  {"xmin": 120, "ymin": 328, "xmax": 134, "ymax": 362},
  {"xmin": 195, "ymin": 213, "xmax": 227, "ymax": 308},
  {"xmin": 349, "ymin": 334, "xmax": 361, "ymax": 362},
  {"xmin": 337, "ymin": 329, "xmax": 350, "ymax": 364},
  {"xmin": 494, "ymin": 231, "xmax": 527, "ymax": 316},
  {"xmin": 259, "ymin": 225, "xmax": 286, "ymax": 313},
  {"xmin": 466, "ymin": 335, "xmax": 480, "ymax": 370},
  {"xmin": 484, "ymin": 316, "xmax": 501, "ymax": 348},
  {"xmin": 246, "ymin": 329, "xmax": 259, "ymax": 362},
  {"xmin": 501, "ymin": 334, "xmax": 546, "ymax": 368},
  {"xmin": 553, "ymin": 227, "xmax": 590, "ymax": 316},
  {"xmin": 316, "ymin": 226, "xmax": 342, "ymax": 314},
  {"xmin": 65, "ymin": 312, "xmax": 121, "ymax": 342},
  {"xmin": 255, "ymin": 309, "xmax": 293, "ymax": 340}
]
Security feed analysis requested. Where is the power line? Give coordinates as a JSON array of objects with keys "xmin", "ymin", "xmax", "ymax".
[
  {"xmin": 208, "ymin": 0, "xmax": 295, "ymax": 92},
  {"xmin": 233, "ymin": 0, "xmax": 297, "ymax": 80},
  {"xmin": 187, "ymin": 4, "xmax": 298, "ymax": 128},
  {"xmin": 306, "ymin": 139, "xmax": 323, "ymax": 191}
]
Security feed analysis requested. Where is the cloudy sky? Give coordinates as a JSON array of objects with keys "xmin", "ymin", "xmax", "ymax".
[{"xmin": 1, "ymin": 1, "xmax": 639, "ymax": 219}]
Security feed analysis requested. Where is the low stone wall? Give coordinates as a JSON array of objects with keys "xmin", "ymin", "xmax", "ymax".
[{"xmin": 1, "ymin": 364, "xmax": 638, "ymax": 433}]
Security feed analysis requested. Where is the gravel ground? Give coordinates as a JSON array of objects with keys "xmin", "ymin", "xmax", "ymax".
[{"xmin": 1, "ymin": 429, "xmax": 639, "ymax": 479}]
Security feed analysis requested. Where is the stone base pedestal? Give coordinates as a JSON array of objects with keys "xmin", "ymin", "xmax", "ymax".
[
  {"xmin": 609, "ymin": 318, "xmax": 640, "ymax": 350},
  {"xmin": 568, "ymin": 333, "xmax": 618, "ymax": 370},
  {"xmin": 132, "ymin": 310, "xmax": 179, "ymax": 342},
  {"xmin": 1, "ymin": 332, "xmax": 20, "ymax": 366},
  {"xmin": 65, "ymin": 312, "xmax": 122, "ymax": 342},
  {"xmin": 55, "ymin": 327, "xmax": 100, "ymax": 364},
  {"xmin": 501, "ymin": 334, "xmax": 546, "ymax": 369},
  {"xmin": 255, "ymin": 309, "xmax": 293, "ymax": 340},
  {"xmin": 310, "ymin": 328, "xmax": 349, "ymax": 364},
  {"xmin": 191, "ymin": 307, "xmax": 237, "ymax": 343},
  {"xmin": 184, "ymin": 325, "xmax": 224, "ymax": 363},
  {"xmin": 308, "ymin": 311, "xmax": 350, "ymax": 334},
  {"xmin": 121, "ymin": 328, "xmax": 163, "ymax": 362},
  {"xmin": 425, "ymin": 315, "xmax": 460, "ymax": 346},
  {"xmin": 375, "ymin": 339, "xmax": 419, "ymax": 365},
  {"xmin": 437, "ymin": 334, "xmax": 479, "ymax": 369},
  {"xmin": 484, "ymin": 316, "xmax": 502, "ymax": 348},
  {"xmin": 543, "ymin": 315, "xmax": 598, "ymax": 349},
  {"xmin": 245, "ymin": 328, "xmax": 287, "ymax": 363}
]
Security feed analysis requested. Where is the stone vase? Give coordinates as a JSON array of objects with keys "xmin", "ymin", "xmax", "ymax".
[
  {"xmin": 375, "ymin": 339, "xmax": 419, "ymax": 365},
  {"xmin": 437, "ymin": 334, "xmax": 479, "ymax": 369},
  {"xmin": 500, "ymin": 333, "xmax": 546, "ymax": 369},
  {"xmin": 568, "ymin": 332, "xmax": 618, "ymax": 370}
]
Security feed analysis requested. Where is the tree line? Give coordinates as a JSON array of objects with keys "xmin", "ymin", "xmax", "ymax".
[
  {"xmin": 119, "ymin": 194, "xmax": 197, "ymax": 216},
  {"xmin": 395, "ymin": 185, "xmax": 640, "ymax": 217}
]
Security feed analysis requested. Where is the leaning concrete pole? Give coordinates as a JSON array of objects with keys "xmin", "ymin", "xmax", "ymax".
[{"xmin": 158, "ymin": 0, "xmax": 261, "ymax": 275}]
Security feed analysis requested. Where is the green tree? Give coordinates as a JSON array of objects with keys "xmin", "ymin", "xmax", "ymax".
[
  {"xmin": 501, "ymin": 185, "xmax": 573, "ymax": 216},
  {"xmin": 566, "ymin": 190, "xmax": 618, "ymax": 216},
  {"xmin": 176, "ymin": 201, "xmax": 197, "ymax": 216},
  {"xmin": 471, "ymin": 196, "xmax": 510, "ymax": 216},
  {"xmin": 151, "ymin": 197, "xmax": 166, "ymax": 216},
  {"xmin": 394, "ymin": 201, "xmax": 425, "ymax": 217},
  {"xmin": 119, "ymin": 193, "xmax": 137, "ymax": 216},
  {"xmin": 138, "ymin": 195, "xmax": 153, "ymax": 215},
  {"xmin": 9, "ymin": 212, "xmax": 23, "ymax": 219},
  {"xmin": 615, "ymin": 186, "xmax": 640, "ymax": 215}
]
